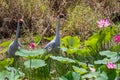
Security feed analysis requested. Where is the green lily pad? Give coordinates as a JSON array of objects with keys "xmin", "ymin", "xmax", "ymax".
[
  {"xmin": 116, "ymin": 64, "xmax": 120, "ymax": 69},
  {"xmin": 50, "ymin": 56, "xmax": 75, "ymax": 64},
  {"xmin": 109, "ymin": 56, "xmax": 119, "ymax": 63},
  {"xmin": 24, "ymin": 59, "xmax": 46, "ymax": 69},
  {"xmin": 99, "ymin": 51, "xmax": 117, "ymax": 57},
  {"xmin": 15, "ymin": 48, "xmax": 45, "ymax": 57},
  {"xmin": 82, "ymin": 71, "xmax": 108, "ymax": 80},
  {"xmin": 95, "ymin": 56, "xmax": 119, "ymax": 64},
  {"xmin": 0, "ymin": 67, "xmax": 24, "ymax": 80},
  {"xmin": 72, "ymin": 66, "xmax": 88, "ymax": 75},
  {"xmin": 76, "ymin": 61, "xmax": 87, "ymax": 68},
  {"xmin": 94, "ymin": 58, "xmax": 107, "ymax": 64},
  {"xmin": 59, "ymin": 71, "xmax": 81, "ymax": 80}
]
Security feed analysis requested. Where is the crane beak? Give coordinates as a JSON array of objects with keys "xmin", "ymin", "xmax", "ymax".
[
  {"xmin": 19, "ymin": 19, "xmax": 27, "ymax": 28},
  {"xmin": 63, "ymin": 16, "xmax": 67, "ymax": 21},
  {"xmin": 22, "ymin": 21, "xmax": 27, "ymax": 28}
]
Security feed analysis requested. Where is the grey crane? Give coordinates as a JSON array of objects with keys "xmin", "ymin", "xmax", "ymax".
[
  {"xmin": 5, "ymin": 19, "xmax": 26, "ymax": 57},
  {"xmin": 44, "ymin": 13, "xmax": 66, "ymax": 54}
]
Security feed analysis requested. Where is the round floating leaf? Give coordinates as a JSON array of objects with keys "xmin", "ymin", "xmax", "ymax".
[
  {"xmin": 99, "ymin": 51, "xmax": 117, "ymax": 57},
  {"xmin": 59, "ymin": 71, "xmax": 81, "ymax": 80},
  {"xmin": 0, "ymin": 67, "xmax": 25, "ymax": 80},
  {"xmin": 76, "ymin": 61, "xmax": 87, "ymax": 68},
  {"xmin": 95, "ymin": 56, "xmax": 119, "ymax": 65},
  {"xmin": 15, "ymin": 48, "xmax": 45, "ymax": 57},
  {"xmin": 60, "ymin": 47, "xmax": 67, "ymax": 52},
  {"xmin": 116, "ymin": 64, "xmax": 120, "ymax": 69},
  {"xmin": 97, "ymin": 72, "xmax": 108, "ymax": 80},
  {"xmin": 24, "ymin": 59, "xmax": 46, "ymax": 69},
  {"xmin": 5, "ymin": 66, "xmax": 25, "ymax": 78},
  {"xmin": 50, "ymin": 56, "xmax": 75, "ymax": 64},
  {"xmin": 0, "ymin": 70, "xmax": 11, "ymax": 80},
  {"xmin": 94, "ymin": 58, "xmax": 107, "ymax": 64},
  {"xmin": 82, "ymin": 72, "xmax": 97, "ymax": 79},
  {"xmin": 72, "ymin": 66, "xmax": 88, "ymax": 75},
  {"xmin": 66, "ymin": 48, "xmax": 79, "ymax": 54},
  {"xmin": 82, "ymin": 71, "xmax": 108, "ymax": 80},
  {"xmin": 109, "ymin": 56, "xmax": 119, "ymax": 63}
]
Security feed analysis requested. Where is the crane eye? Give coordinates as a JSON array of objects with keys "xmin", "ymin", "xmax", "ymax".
[{"xmin": 48, "ymin": 47, "xmax": 52, "ymax": 51}]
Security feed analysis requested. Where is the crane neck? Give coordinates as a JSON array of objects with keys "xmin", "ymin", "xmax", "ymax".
[
  {"xmin": 55, "ymin": 17, "xmax": 60, "ymax": 38},
  {"xmin": 15, "ymin": 22, "xmax": 20, "ymax": 42}
]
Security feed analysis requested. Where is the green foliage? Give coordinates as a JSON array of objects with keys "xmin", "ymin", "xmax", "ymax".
[
  {"xmin": 82, "ymin": 71, "xmax": 108, "ymax": 80},
  {"xmin": 44, "ymin": 36, "xmax": 54, "ymax": 41},
  {"xmin": 15, "ymin": 48, "xmax": 45, "ymax": 57},
  {"xmin": 0, "ymin": 40, "xmax": 11, "ymax": 47},
  {"xmin": 59, "ymin": 71, "xmax": 81, "ymax": 80},
  {"xmin": 0, "ymin": 0, "xmax": 120, "ymax": 79},
  {"xmin": 0, "ymin": 67, "xmax": 24, "ymax": 80},
  {"xmin": 85, "ymin": 32, "xmax": 100, "ymax": 48},
  {"xmin": 80, "ymin": 26, "xmax": 118, "ymax": 57},
  {"xmin": 76, "ymin": 46, "xmax": 92, "ymax": 56},
  {"xmin": 94, "ymin": 50, "xmax": 118, "ymax": 80},
  {"xmin": 110, "ymin": 44, "xmax": 120, "ymax": 52},
  {"xmin": 72, "ymin": 66, "xmax": 88, "ymax": 75},
  {"xmin": 0, "ymin": 40, "xmax": 11, "ymax": 54},
  {"xmin": 61, "ymin": 36, "xmax": 80, "ymax": 54},
  {"xmin": 24, "ymin": 59, "xmax": 46, "ymax": 69},
  {"xmin": 33, "ymin": 35, "xmax": 41, "ymax": 45},
  {"xmin": 94, "ymin": 58, "xmax": 108, "ymax": 64},
  {"xmin": 100, "ymin": 65, "xmax": 116, "ymax": 80},
  {"xmin": 0, "ymin": 47, "xmax": 7, "ymax": 54},
  {"xmin": 94, "ymin": 50, "xmax": 119, "ymax": 65},
  {"xmin": 50, "ymin": 56, "xmax": 75, "ymax": 64},
  {"xmin": 66, "ymin": 2, "xmax": 102, "ymax": 36},
  {"xmin": 77, "ymin": 62, "xmax": 87, "ymax": 68},
  {"xmin": 99, "ymin": 50, "xmax": 117, "ymax": 57},
  {"xmin": 85, "ymin": 27, "xmax": 113, "ymax": 48},
  {"xmin": 61, "ymin": 36, "xmax": 80, "ymax": 48},
  {"xmin": 0, "ymin": 58, "xmax": 14, "ymax": 70},
  {"xmin": 116, "ymin": 64, "xmax": 120, "ymax": 69}
]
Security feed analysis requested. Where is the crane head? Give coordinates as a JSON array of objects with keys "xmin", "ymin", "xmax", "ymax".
[
  {"xmin": 18, "ymin": 18, "xmax": 27, "ymax": 28},
  {"xmin": 57, "ymin": 12, "xmax": 66, "ymax": 20}
]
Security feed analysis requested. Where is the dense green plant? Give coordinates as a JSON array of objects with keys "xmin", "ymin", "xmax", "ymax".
[
  {"xmin": 0, "ymin": 0, "xmax": 120, "ymax": 80},
  {"xmin": 0, "ymin": 40, "xmax": 11, "ymax": 54},
  {"xmin": 0, "ymin": 58, "xmax": 14, "ymax": 70},
  {"xmin": 65, "ymin": 2, "xmax": 103, "ymax": 37},
  {"xmin": 59, "ymin": 71, "xmax": 81, "ymax": 80},
  {"xmin": 94, "ymin": 50, "xmax": 118, "ymax": 80},
  {"xmin": 0, "ymin": 67, "xmax": 25, "ymax": 80},
  {"xmin": 61, "ymin": 36, "xmax": 80, "ymax": 54},
  {"xmin": 15, "ymin": 48, "xmax": 49, "ymax": 79}
]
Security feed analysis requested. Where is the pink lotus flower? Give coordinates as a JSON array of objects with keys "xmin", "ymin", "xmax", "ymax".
[
  {"xmin": 106, "ymin": 62, "xmax": 116, "ymax": 69},
  {"xmin": 97, "ymin": 18, "xmax": 110, "ymax": 28},
  {"xmin": 29, "ymin": 42, "xmax": 35, "ymax": 49},
  {"xmin": 104, "ymin": 19, "xmax": 110, "ymax": 27},
  {"xmin": 114, "ymin": 35, "xmax": 120, "ymax": 43}
]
